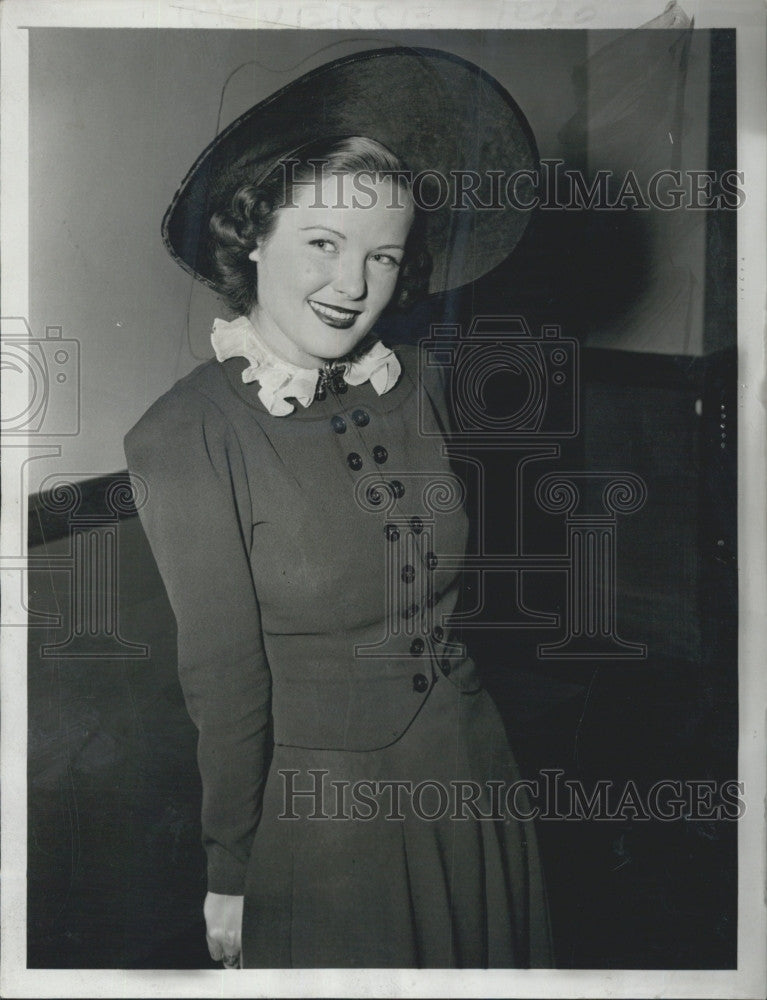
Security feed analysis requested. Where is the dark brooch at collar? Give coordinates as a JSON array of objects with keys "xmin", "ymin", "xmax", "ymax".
[{"xmin": 314, "ymin": 360, "xmax": 348, "ymax": 401}]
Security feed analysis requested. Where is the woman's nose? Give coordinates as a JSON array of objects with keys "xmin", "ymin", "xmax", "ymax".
[{"xmin": 331, "ymin": 258, "xmax": 367, "ymax": 300}]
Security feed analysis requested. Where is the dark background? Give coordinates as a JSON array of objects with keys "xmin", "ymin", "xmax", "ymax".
[{"xmin": 26, "ymin": 28, "xmax": 737, "ymax": 969}]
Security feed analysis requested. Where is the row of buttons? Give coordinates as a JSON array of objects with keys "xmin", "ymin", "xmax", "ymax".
[
  {"xmin": 400, "ymin": 557, "xmax": 438, "ymax": 582},
  {"xmin": 385, "ymin": 518, "xmax": 425, "ymax": 540},
  {"xmin": 408, "ymin": 626, "xmax": 445, "ymax": 656},
  {"xmin": 331, "ymin": 408, "xmax": 370, "ymax": 432},
  {"xmin": 402, "ymin": 588, "xmax": 442, "ymax": 617},
  {"xmin": 384, "ymin": 526, "xmax": 440, "ymax": 562},
  {"xmin": 332, "ymin": 407, "xmax": 388, "ymax": 472},
  {"xmin": 346, "ymin": 446, "xmax": 387, "ymax": 470},
  {"xmin": 329, "ymin": 400, "xmax": 447, "ymax": 689},
  {"xmin": 410, "ymin": 624, "xmax": 452, "ymax": 683}
]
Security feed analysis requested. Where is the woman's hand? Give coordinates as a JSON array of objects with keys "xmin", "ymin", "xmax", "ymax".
[{"xmin": 204, "ymin": 891, "xmax": 244, "ymax": 968}]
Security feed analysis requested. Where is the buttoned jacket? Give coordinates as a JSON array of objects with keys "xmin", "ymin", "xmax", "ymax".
[{"xmin": 124, "ymin": 343, "xmax": 482, "ymax": 893}]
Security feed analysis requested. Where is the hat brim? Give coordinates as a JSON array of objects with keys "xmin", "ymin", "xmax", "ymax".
[{"xmin": 162, "ymin": 45, "xmax": 539, "ymax": 296}]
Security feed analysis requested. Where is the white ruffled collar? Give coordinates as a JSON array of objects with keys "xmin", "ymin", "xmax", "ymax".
[{"xmin": 211, "ymin": 315, "xmax": 402, "ymax": 416}]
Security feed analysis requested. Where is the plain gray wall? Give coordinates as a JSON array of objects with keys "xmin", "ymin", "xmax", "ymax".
[{"xmin": 29, "ymin": 28, "xmax": 713, "ymax": 484}]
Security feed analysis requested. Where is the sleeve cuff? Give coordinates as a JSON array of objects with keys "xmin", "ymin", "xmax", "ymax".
[{"xmin": 206, "ymin": 843, "xmax": 249, "ymax": 896}]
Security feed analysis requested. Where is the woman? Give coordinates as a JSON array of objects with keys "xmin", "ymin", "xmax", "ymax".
[{"xmin": 125, "ymin": 46, "xmax": 551, "ymax": 969}]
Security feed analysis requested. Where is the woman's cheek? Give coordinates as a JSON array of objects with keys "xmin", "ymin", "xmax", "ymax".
[
  {"xmin": 302, "ymin": 258, "xmax": 333, "ymax": 286},
  {"xmin": 374, "ymin": 269, "xmax": 399, "ymax": 304}
]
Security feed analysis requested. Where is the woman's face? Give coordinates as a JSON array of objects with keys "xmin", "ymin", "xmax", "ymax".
[{"xmin": 248, "ymin": 172, "xmax": 414, "ymax": 368}]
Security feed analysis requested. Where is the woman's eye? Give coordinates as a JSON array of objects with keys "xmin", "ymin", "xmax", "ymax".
[
  {"xmin": 309, "ymin": 239, "xmax": 337, "ymax": 253},
  {"xmin": 369, "ymin": 253, "xmax": 401, "ymax": 268}
]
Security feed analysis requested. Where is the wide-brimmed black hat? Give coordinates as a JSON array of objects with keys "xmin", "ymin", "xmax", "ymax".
[{"xmin": 163, "ymin": 46, "xmax": 538, "ymax": 295}]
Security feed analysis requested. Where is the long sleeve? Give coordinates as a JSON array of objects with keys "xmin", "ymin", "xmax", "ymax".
[{"xmin": 124, "ymin": 384, "xmax": 271, "ymax": 895}]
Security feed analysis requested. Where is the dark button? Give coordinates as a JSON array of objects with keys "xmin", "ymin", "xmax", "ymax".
[
  {"xmin": 425, "ymin": 551, "xmax": 438, "ymax": 569},
  {"xmin": 412, "ymin": 673, "xmax": 429, "ymax": 693},
  {"xmin": 409, "ymin": 638, "xmax": 424, "ymax": 656},
  {"xmin": 330, "ymin": 414, "xmax": 346, "ymax": 434},
  {"xmin": 346, "ymin": 452, "xmax": 363, "ymax": 471},
  {"xmin": 410, "ymin": 516, "xmax": 423, "ymax": 535},
  {"xmin": 432, "ymin": 626, "xmax": 444, "ymax": 641},
  {"xmin": 402, "ymin": 603, "xmax": 419, "ymax": 619},
  {"xmin": 373, "ymin": 445, "xmax": 388, "ymax": 465},
  {"xmin": 390, "ymin": 480, "xmax": 405, "ymax": 499},
  {"xmin": 384, "ymin": 523, "xmax": 400, "ymax": 542},
  {"xmin": 351, "ymin": 409, "xmax": 370, "ymax": 427},
  {"xmin": 440, "ymin": 660, "xmax": 452, "ymax": 676},
  {"xmin": 401, "ymin": 564, "xmax": 415, "ymax": 584}
]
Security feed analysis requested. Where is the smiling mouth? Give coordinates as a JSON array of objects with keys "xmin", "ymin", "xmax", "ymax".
[{"xmin": 309, "ymin": 300, "xmax": 361, "ymax": 329}]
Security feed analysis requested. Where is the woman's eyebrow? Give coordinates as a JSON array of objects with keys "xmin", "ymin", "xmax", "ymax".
[
  {"xmin": 300, "ymin": 226, "xmax": 346, "ymax": 238},
  {"xmin": 300, "ymin": 227, "xmax": 405, "ymax": 251}
]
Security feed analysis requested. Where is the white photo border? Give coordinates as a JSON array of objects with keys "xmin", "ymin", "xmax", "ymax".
[{"xmin": 2, "ymin": 1, "xmax": 765, "ymax": 997}]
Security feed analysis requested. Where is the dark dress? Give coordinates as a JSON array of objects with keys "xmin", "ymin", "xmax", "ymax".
[{"xmin": 124, "ymin": 336, "xmax": 553, "ymax": 968}]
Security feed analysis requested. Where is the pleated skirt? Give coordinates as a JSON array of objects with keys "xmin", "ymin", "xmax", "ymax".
[{"xmin": 241, "ymin": 669, "xmax": 553, "ymax": 968}]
